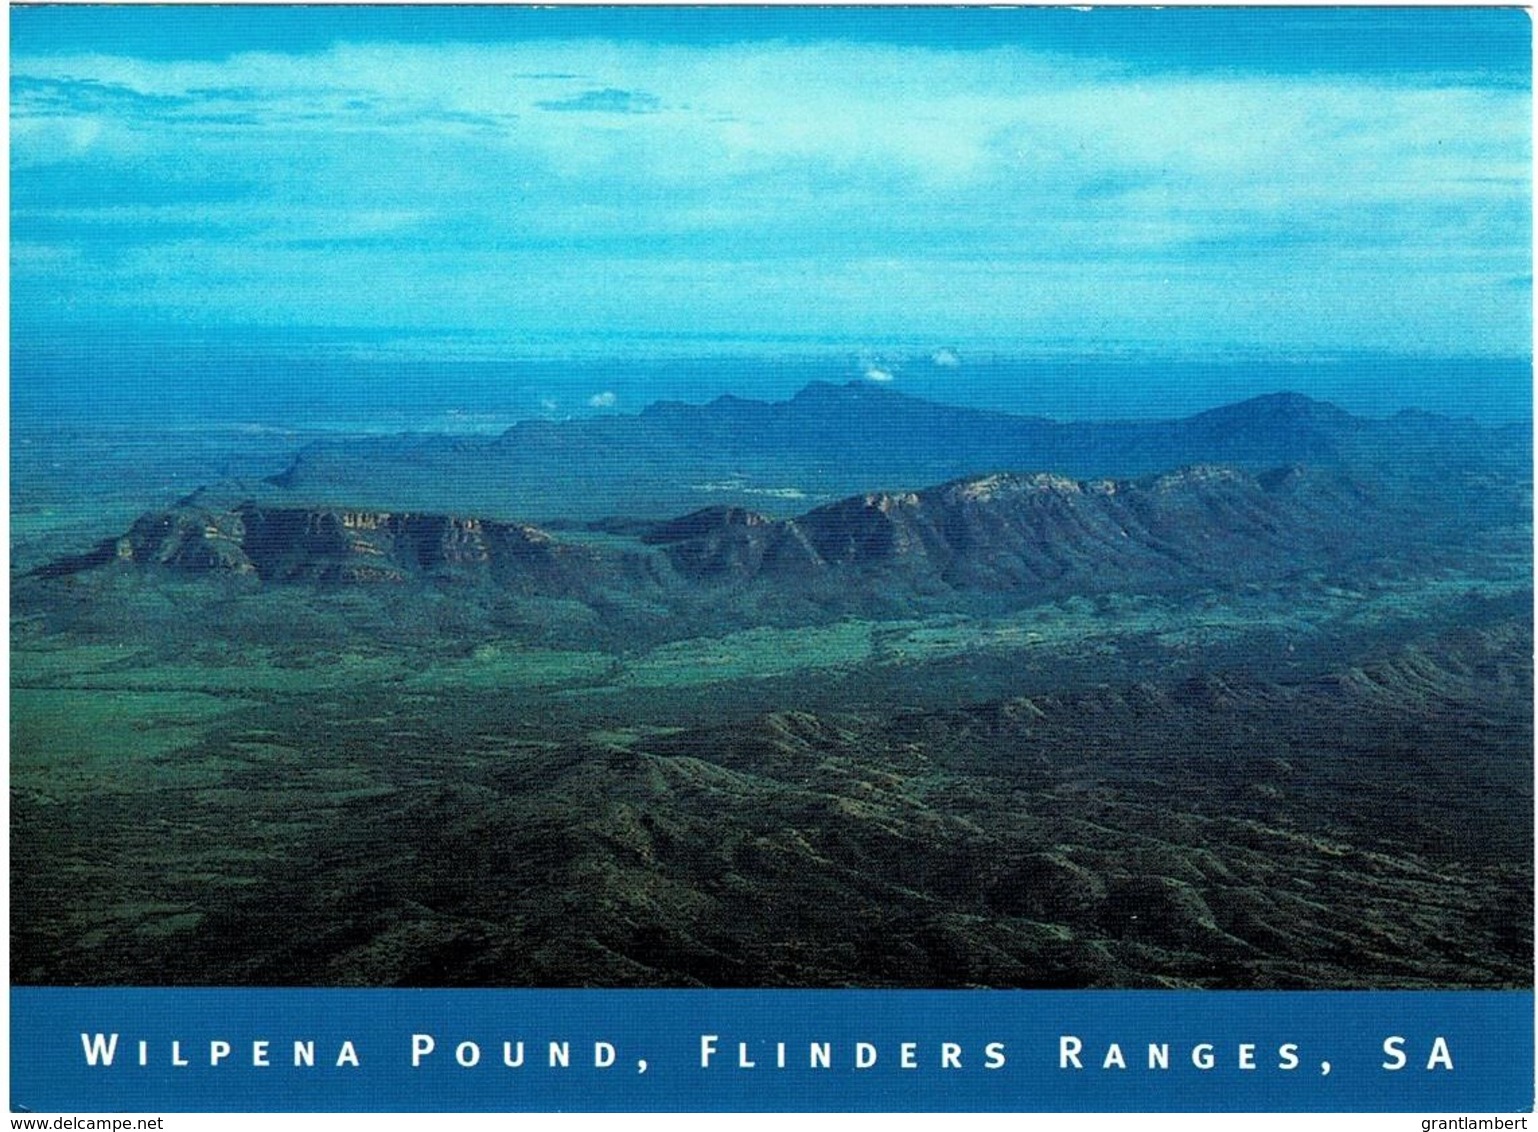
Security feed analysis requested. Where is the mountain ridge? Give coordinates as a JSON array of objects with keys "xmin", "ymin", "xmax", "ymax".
[
  {"xmin": 34, "ymin": 461, "xmax": 1408, "ymax": 629},
  {"xmin": 263, "ymin": 383, "xmax": 1531, "ymax": 523}
]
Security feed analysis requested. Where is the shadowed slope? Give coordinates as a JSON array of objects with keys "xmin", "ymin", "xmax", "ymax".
[{"xmin": 262, "ymin": 385, "xmax": 1532, "ymax": 522}]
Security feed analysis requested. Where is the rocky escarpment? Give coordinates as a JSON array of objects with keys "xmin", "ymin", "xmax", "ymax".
[
  {"xmin": 638, "ymin": 463, "xmax": 1379, "ymax": 594},
  {"xmin": 35, "ymin": 462, "xmax": 1397, "ymax": 615},
  {"xmin": 33, "ymin": 503, "xmax": 659, "ymax": 596}
]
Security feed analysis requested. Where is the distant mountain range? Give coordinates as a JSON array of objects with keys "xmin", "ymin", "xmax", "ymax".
[{"xmin": 260, "ymin": 382, "xmax": 1531, "ymax": 523}]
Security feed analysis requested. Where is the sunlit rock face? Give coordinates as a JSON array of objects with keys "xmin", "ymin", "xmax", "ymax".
[{"xmin": 38, "ymin": 460, "xmax": 1383, "ymax": 610}]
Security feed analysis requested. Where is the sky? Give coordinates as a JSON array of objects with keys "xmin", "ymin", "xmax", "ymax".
[{"xmin": 10, "ymin": 6, "xmax": 1533, "ymax": 360}]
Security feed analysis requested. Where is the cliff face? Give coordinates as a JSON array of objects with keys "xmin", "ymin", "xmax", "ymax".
[
  {"xmin": 35, "ymin": 504, "xmax": 639, "ymax": 595},
  {"xmin": 29, "ymin": 461, "xmax": 1423, "ymax": 613},
  {"xmin": 34, "ymin": 461, "xmax": 1397, "ymax": 607},
  {"xmin": 234, "ymin": 508, "xmax": 556, "ymax": 584},
  {"xmin": 641, "ymin": 464, "xmax": 1375, "ymax": 594}
]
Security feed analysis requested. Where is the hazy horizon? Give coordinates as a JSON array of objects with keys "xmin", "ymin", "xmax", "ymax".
[{"xmin": 11, "ymin": 337, "xmax": 1534, "ymax": 437}]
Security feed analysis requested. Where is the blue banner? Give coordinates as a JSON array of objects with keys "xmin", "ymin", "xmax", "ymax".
[{"xmin": 10, "ymin": 988, "xmax": 1532, "ymax": 1112}]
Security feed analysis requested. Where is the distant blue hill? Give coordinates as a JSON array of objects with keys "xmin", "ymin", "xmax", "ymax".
[{"xmin": 259, "ymin": 382, "xmax": 1531, "ymax": 525}]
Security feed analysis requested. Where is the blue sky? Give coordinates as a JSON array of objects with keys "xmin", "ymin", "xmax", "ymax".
[{"xmin": 10, "ymin": 6, "xmax": 1532, "ymax": 358}]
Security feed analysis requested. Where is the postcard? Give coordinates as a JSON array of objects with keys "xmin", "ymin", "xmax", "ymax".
[{"xmin": 8, "ymin": 4, "xmax": 1533, "ymax": 1116}]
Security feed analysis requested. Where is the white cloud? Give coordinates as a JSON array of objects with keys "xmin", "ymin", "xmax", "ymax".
[
  {"xmin": 588, "ymin": 391, "xmax": 617, "ymax": 408},
  {"xmin": 9, "ymin": 34, "xmax": 1529, "ymax": 353}
]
